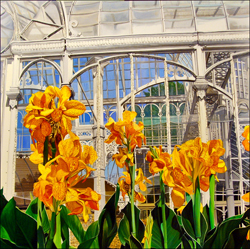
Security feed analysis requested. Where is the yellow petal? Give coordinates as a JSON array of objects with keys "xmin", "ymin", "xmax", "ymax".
[
  {"xmin": 63, "ymin": 100, "xmax": 86, "ymax": 118},
  {"xmin": 171, "ymin": 188, "xmax": 185, "ymax": 208},
  {"xmin": 123, "ymin": 110, "xmax": 137, "ymax": 123}
]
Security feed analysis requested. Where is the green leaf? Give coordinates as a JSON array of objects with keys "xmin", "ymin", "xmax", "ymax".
[
  {"xmin": 53, "ymin": 213, "xmax": 61, "ymax": 248},
  {"xmin": 98, "ymin": 183, "xmax": 120, "ymax": 248},
  {"xmin": 60, "ymin": 205, "xmax": 85, "ymax": 244},
  {"xmin": 61, "ymin": 213, "xmax": 69, "ymax": 247},
  {"xmin": 151, "ymin": 201, "xmax": 182, "ymax": 249},
  {"xmin": 0, "ymin": 198, "xmax": 37, "ymax": 248},
  {"xmin": 181, "ymin": 234, "xmax": 195, "ymax": 249},
  {"xmin": 78, "ymin": 221, "xmax": 99, "ymax": 249},
  {"xmin": 0, "ymin": 238, "xmax": 24, "ymax": 249},
  {"xmin": 202, "ymin": 204, "xmax": 211, "ymax": 232},
  {"xmin": 181, "ymin": 199, "xmax": 208, "ymax": 246},
  {"xmin": 25, "ymin": 197, "xmax": 38, "ymax": 220},
  {"xmin": 182, "ymin": 200, "xmax": 195, "ymax": 239},
  {"xmin": 41, "ymin": 208, "xmax": 50, "ymax": 234},
  {"xmin": 118, "ymin": 202, "xmax": 145, "ymax": 248},
  {"xmin": 119, "ymin": 215, "xmax": 131, "ymax": 246},
  {"xmin": 25, "ymin": 197, "xmax": 50, "ymax": 236},
  {"xmin": 0, "ymin": 188, "xmax": 8, "ymax": 216},
  {"xmin": 129, "ymin": 234, "xmax": 143, "ymax": 249},
  {"xmin": 204, "ymin": 208, "xmax": 250, "ymax": 248},
  {"xmin": 223, "ymin": 225, "xmax": 250, "ymax": 249}
]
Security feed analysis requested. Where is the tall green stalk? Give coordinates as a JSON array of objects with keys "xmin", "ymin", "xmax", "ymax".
[
  {"xmin": 209, "ymin": 174, "xmax": 215, "ymax": 229},
  {"xmin": 160, "ymin": 171, "xmax": 168, "ymax": 249},
  {"xmin": 129, "ymin": 165, "xmax": 136, "ymax": 237},
  {"xmin": 37, "ymin": 136, "xmax": 49, "ymax": 248},
  {"xmin": 193, "ymin": 177, "xmax": 201, "ymax": 244}
]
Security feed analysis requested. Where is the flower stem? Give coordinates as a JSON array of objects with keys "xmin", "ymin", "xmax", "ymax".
[
  {"xmin": 160, "ymin": 171, "xmax": 168, "ymax": 249},
  {"xmin": 129, "ymin": 165, "xmax": 136, "ymax": 237},
  {"xmin": 53, "ymin": 212, "xmax": 61, "ymax": 248},
  {"xmin": 37, "ymin": 198, "xmax": 43, "ymax": 248},
  {"xmin": 193, "ymin": 177, "xmax": 201, "ymax": 243},
  {"xmin": 46, "ymin": 211, "xmax": 56, "ymax": 248},
  {"xmin": 43, "ymin": 136, "xmax": 49, "ymax": 165},
  {"xmin": 209, "ymin": 174, "xmax": 215, "ymax": 229}
]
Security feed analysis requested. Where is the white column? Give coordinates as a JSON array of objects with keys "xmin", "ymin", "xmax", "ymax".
[
  {"xmin": 193, "ymin": 45, "xmax": 209, "ymax": 206},
  {"xmin": 1, "ymin": 55, "xmax": 22, "ymax": 200},
  {"xmin": 230, "ymin": 57, "xmax": 244, "ymax": 213},
  {"xmin": 92, "ymin": 63, "xmax": 106, "ymax": 220},
  {"xmin": 62, "ymin": 51, "xmax": 73, "ymax": 86},
  {"xmin": 130, "ymin": 54, "xmax": 135, "ymax": 112}
]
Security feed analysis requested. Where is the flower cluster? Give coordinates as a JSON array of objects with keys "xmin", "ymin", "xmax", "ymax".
[
  {"xmin": 146, "ymin": 138, "xmax": 227, "ymax": 207},
  {"xmin": 24, "ymin": 86, "xmax": 100, "ymax": 222},
  {"xmin": 105, "ymin": 110, "xmax": 146, "ymax": 152},
  {"xmin": 33, "ymin": 136, "xmax": 100, "ymax": 222},
  {"xmin": 24, "ymin": 86, "xmax": 86, "ymax": 164},
  {"xmin": 105, "ymin": 110, "xmax": 151, "ymax": 202},
  {"xmin": 118, "ymin": 168, "xmax": 152, "ymax": 203},
  {"xmin": 242, "ymin": 125, "xmax": 249, "ymax": 151}
]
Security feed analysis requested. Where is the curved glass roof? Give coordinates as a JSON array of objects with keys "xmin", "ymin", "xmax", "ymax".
[{"xmin": 1, "ymin": 0, "xmax": 249, "ymax": 53}]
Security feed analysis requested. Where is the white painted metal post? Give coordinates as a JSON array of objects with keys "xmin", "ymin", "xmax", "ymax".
[
  {"xmin": 230, "ymin": 57, "xmax": 245, "ymax": 213},
  {"xmin": 93, "ymin": 62, "xmax": 106, "ymax": 220},
  {"xmin": 130, "ymin": 54, "xmax": 135, "ymax": 112},
  {"xmin": 164, "ymin": 59, "xmax": 174, "ymax": 209},
  {"xmin": 194, "ymin": 45, "xmax": 209, "ymax": 206},
  {"xmin": 2, "ymin": 55, "xmax": 21, "ymax": 200}
]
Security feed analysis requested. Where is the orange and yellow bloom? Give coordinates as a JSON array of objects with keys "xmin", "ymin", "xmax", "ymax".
[
  {"xmin": 242, "ymin": 125, "xmax": 249, "ymax": 151},
  {"xmin": 118, "ymin": 169, "xmax": 152, "ymax": 203},
  {"xmin": 105, "ymin": 110, "xmax": 146, "ymax": 151},
  {"xmin": 33, "ymin": 137, "xmax": 100, "ymax": 222}
]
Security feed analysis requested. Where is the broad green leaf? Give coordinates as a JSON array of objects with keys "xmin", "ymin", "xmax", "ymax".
[
  {"xmin": 151, "ymin": 201, "xmax": 182, "ymax": 249},
  {"xmin": 181, "ymin": 234, "xmax": 195, "ymax": 249},
  {"xmin": 118, "ymin": 201, "xmax": 145, "ymax": 248},
  {"xmin": 0, "ymin": 188, "xmax": 8, "ymax": 216},
  {"xmin": 98, "ymin": 183, "xmax": 120, "ymax": 248},
  {"xmin": 223, "ymin": 225, "xmax": 250, "ymax": 249},
  {"xmin": 129, "ymin": 234, "xmax": 143, "ymax": 249},
  {"xmin": 61, "ymin": 213, "xmax": 69, "ymax": 247},
  {"xmin": 78, "ymin": 221, "xmax": 99, "ymax": 248},
  {"xmin": 118, "ymin": 215, "xmax": 131, "ymax": 246},
  {"xmin": 204, "ymin": 208, "xmax": 250, "ymax": 248},
  {"xmin": 62, "ymin": 239, "xmax": 69, "ymax": 249},
  {"xmin": 0, "ymin": 238, "xmax": 23, "ymax": 249},
  {"xmin": 202, "ymin": 204, "xmax": 211, "ymax": 232},
  {"xmin": 60, "ymin": 205, "xmax": 85, "ymax": 244},
  {"xmin": 41, "ymin": 208, "xmax": 50, "ymax": 234},
  {"xmin": 0, "ymin": 198, "xmax": 37, "ymax": 248},
  {"xmin": 181, "ymin": 199, "xmax": 208, "ymax": 246},
  {"xmin": 200, "ymin": 213, "xmax": 208, "ymax": 247},
  {"xmin": 25, "ymin": 197, "xmax": 38, "ymax": 220},
  {"xmin": 181, "ymin": 200, "xmax": 195, "ymax": 239}
]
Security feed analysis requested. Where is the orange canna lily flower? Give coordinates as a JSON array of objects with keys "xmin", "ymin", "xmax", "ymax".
[
  {"xmin": 30, "ymin": 142, "xmax": 44, "ymax": 164},
  {"xmin": 24, "ymin": 86, "xmax": 86, "ymax": 147},
  {"xmin": 105, "ymin": 111, "xmax": 146, "ymax": 152},
  {"xmin": 135, "ymin": 192, "xmax": 146, "ymax": 203},
  {"xmin": 112, "ymin": 147, "xmax": 134, "ymax": 169},
  {"xmin": 146, "ymin": 146, "xmax": 172, "ymax": 175},
  {"xmin": 135, "ymin": 168, "xmax": 152, "ymax": 192},
  {"xmin": 118, "ymin": 170, "xmax": 151, "ymax": 203},
  {"xmin": 242, "ymin": 125, "xmax": 250, "ymax": 151},
  {"xmin": 242, "ymin": 192, "xmax": 250, "ymax": 202},
  {"xmin": 64, "ymin": 187, "xmax": 101, "ymax": 222}
]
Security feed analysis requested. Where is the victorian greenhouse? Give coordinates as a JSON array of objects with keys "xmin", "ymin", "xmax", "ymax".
[{"xmin": 1, "ymin": 1, "xmax": 249, "ymax": 248}]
